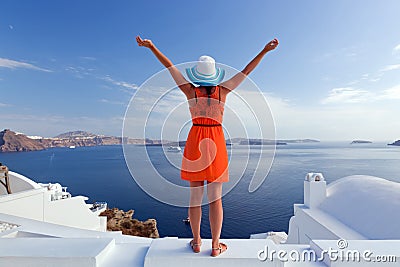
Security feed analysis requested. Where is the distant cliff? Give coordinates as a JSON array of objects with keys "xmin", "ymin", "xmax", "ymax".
[
  {"xmin": 239, "ymin": 139, "xmax": 287, "ymax": 145},
  {"xmin": 54, "ymin": 130, "xmax": 98, "ymax": 139},
  {"xmin": 226, "ymin": 138, "xmax": 320, "ymax": 145},
  {"xmin": 0, "ymin": 129, "xmax": 46, "ymax": 152},
  {"xmin": 100, "ymin": 208, "xmax": 159, "ymax": 238},
  {"xmin": 351, "ymin": 140, "xmax": 372, "ymax": 144},
  {"xmin": 46, "ymin": 130, "xmax": 123, "ymax": 147},
  {"xmin": 0, "ymin": 129, "xmax": 157, "ymax": 152},
  {"xmin": 227, "ymin": 138, "xmax": 320, "ymax": 145},
  {"xmin": 388, "ymin": 140, "xmax": 400, "ymax": 146}
]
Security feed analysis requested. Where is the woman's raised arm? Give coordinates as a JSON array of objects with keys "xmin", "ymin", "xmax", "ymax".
[
  {"xmin": 136, "ymin": 36, "xmax": 194, "ymax": 98},
  {"xmin": 220, "ymin": 38, "xmax": 279, "ymax": 92}
]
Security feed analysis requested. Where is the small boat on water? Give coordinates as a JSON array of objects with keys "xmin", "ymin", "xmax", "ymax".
[
  {"xmin": 167, "ymin": 146, "xmax": 181, "ymax": 152},
  {"xmin": 69, "ymin": 145, "xmax": 76, "ymax": 149}
]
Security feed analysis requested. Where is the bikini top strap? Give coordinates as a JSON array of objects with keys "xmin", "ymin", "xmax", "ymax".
[
  {"xmin": 218, "ymin": 85, "xmax": 221, "ymax": 103},
  {"xmin": 194, "ymin": 88, "xmax": 197, "ymax": 103}
]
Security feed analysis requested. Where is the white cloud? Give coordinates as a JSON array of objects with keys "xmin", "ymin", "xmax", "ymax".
[
  {"xmin": 380, "ymin": 64, "xmax": 400, "ymax": 72},
  {"xmin": 322, "ymin": 83, "xmax": 400, "ymax": 104},
  {"xmin": 0, "ymin": 102, "xmax": 12, "ymax": 107},
  {"xmin": 102, "ymin": 76, "xmax": 138, "ymax": 92},
  {"xmin": 368, "ymin": 77, "xmax": 382, "ymax": 82},
  {"xmin": 361, "ymin": 73, "xmax": 369, "ymax": 79},
  {"xmin": 321, "ymin": 87, "xmax": 373, "ymax": 104},
  {"xmin": 65, "ymin": 65, "xmax": 98, "ymax": 79},
  {"xmin": 380, "ymin": 85, "xmax": 400, "ymax": 100},
  {"xmin": 80, "ymin": 56, "xmax": 96, "ymax": 61},
  {"xmin": 315, "ymin": 46, "xmax": 359, "ymax": 62},
  {"xmin": 65, "ymin": 66, "xmax": 90, "ymax": 78},
  {"xmin": 99, "ymin": 99, "xmax": 126, "ymax": 105},
  {"xmin": 393, "ymin": 43, "xmax": 400, "ymax": 54},
  {"xmin": 0, "ymin": 58, "xmax": 52, "ymax": 72},
  {"xmin": 346, "ymin": 52, "xmax": 357, "ymax": 57},
  {"xmin": 346, "ymin": 63, "xmax": 399, "ymax": 86}
]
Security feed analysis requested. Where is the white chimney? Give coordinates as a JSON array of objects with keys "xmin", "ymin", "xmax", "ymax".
[{"xmin": 304, "ymin": 173, "xmax": 327, "ymax": 208}]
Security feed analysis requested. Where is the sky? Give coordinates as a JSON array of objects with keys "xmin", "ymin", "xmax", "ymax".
[{"xmin": 1, "ymin": 0, "xmax": 400, "ymax": 141}]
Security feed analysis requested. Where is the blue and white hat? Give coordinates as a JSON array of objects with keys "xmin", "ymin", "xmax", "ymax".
[{"xmin": 186, "ymin": 55, "xmax": 225, "ymax": 86}]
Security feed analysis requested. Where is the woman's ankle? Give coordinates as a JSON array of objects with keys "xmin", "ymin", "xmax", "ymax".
[
  {"xmin": 193, "ymin": 237, "xmax": 202, "ymax": 244},
  {"xmin": 211, "ymin": 240, "xmax": 219, "ymax": 248}
]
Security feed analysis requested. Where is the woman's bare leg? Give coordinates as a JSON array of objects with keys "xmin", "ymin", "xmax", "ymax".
[
  {"xmin": 207, "ymin": 182, "xmax": 223, "ymax": 249},
  {"xmin": 189, "ymin": 181, "xmax": 204, "ymax": 245}
]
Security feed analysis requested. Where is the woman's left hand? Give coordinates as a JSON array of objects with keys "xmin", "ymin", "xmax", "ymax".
[{"xmin": 264, "ymin": 38, "xmax": 279, "ymax": 52}]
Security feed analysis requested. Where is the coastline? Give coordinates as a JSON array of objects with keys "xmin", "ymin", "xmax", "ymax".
[{"xmin": 0, "ymin": 129, "xmax": 321, "ymax": 153}]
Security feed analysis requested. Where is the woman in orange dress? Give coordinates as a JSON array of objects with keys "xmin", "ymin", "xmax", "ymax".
[{"xmin": 136, "ymin": 36, "xmax": 278, "ymax": 256}]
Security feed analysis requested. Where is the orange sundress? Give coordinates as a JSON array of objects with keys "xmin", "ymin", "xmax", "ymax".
[{"xmin": 181, "ymin": 85, "xmax": 229, "ymax": 183}]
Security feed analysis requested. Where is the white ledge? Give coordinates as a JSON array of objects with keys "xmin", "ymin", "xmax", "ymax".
[
  {"xmin": 144, "ymin": 238, "xmax": 278, "ymax": 267},
  {"xmin": 0, "ymin": 237, "xmax": 115, "ymax": 267}
]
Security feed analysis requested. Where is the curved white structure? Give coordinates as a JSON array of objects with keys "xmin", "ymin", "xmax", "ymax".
[
  {"xmin": 0, "ymin": 171, "xmax": 106, "ymax": 231},
  {"xmin": 319, "ymin": 175, "xmax": 400, "ymax": 240},
  {"xmin": 0, "ymin": 171, "xmax": 41, "ymax": 195}
]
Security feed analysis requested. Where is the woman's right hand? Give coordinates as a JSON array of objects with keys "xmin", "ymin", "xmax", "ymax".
[{"xmin": 136, "ymin": 35, "xmax": 154, "ymax": 49}]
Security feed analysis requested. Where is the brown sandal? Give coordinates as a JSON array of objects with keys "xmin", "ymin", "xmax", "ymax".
[
  {"xmin": 211, "ymin": 242, "xmax": 227, "ymax": 257},
  {"xmin": 189, "ymin": 240, "xmax": 202, "ymax": 253}
]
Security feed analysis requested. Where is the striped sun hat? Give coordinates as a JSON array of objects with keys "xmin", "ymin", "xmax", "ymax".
[{"xmin": 186, "ymin": 55, "xmax": 225, "ymax": 86}]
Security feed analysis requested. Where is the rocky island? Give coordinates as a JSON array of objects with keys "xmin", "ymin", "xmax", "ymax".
[
  {"xmin": 239, "ymin": 139, "xmax": 287, "ymax": 145},
  {"xmin": 351, "ymin": 140, "xmax": 372, "ymax": 144},
  {"xmin": 388, "ymin": 140, "xmax": 400, "ymax": 146},
  {"xmin": 227, "ymin": 138, "xmax": 320, "ymax": 145}
]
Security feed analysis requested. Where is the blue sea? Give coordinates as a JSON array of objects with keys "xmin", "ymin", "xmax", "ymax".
[{"xmin": 1, "ymin": 142, "xmax": 399, "ymax": 238}]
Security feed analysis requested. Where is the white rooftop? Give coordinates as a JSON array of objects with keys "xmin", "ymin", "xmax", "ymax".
[{"xmin": 319, "ymin": 175, "xmax": 400, "ymax": 239}]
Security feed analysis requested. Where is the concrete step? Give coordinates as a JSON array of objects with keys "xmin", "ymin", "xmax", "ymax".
[
  {"xmin": 0, "ymin": 237, "xmax": 114, "ymax": 267},
  {"xmin": 102, "ymin": 230, "xmax": 153, "ymax": 244},
  {"xmin": 99, "ymin": 243, "xmax": 150, "ymax": 267}
]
